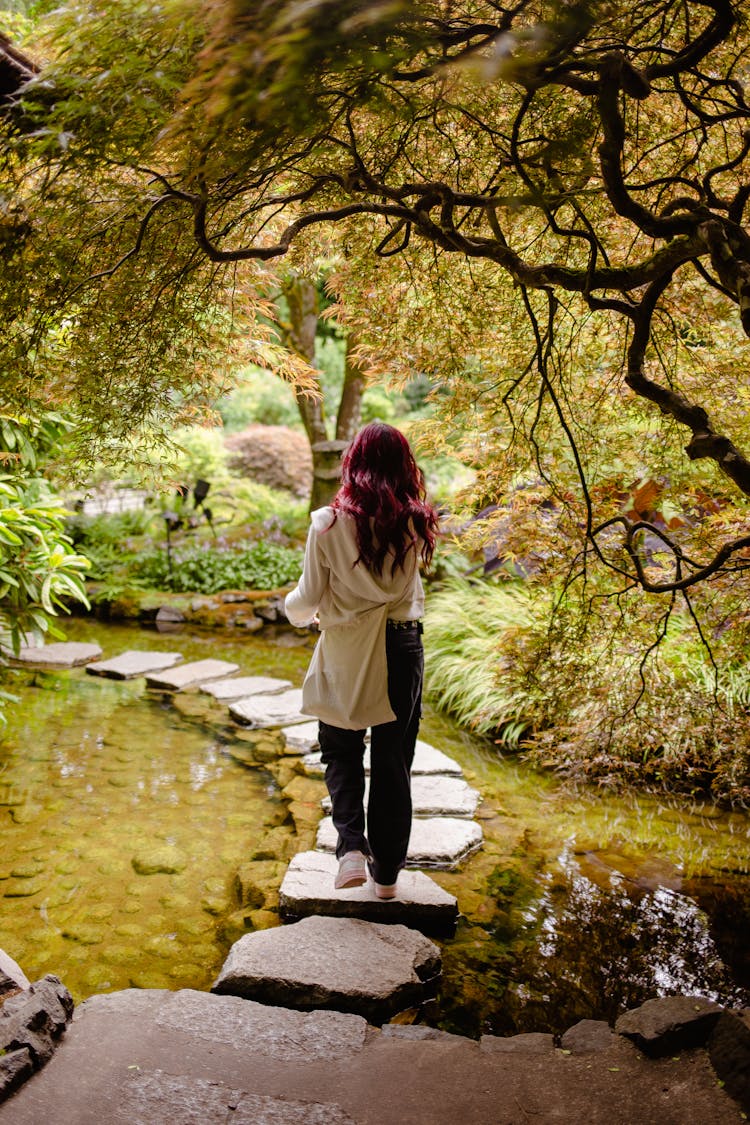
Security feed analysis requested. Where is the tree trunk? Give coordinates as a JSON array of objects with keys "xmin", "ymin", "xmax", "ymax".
[
  {"xmin": 281, "ymin": 274, "xmax": 365, "ymax": 510},
  {"xmin": 336, "ymin": 333, "xmax": 365, "ymax": 442}
]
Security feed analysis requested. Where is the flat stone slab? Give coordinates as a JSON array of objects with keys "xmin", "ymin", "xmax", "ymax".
[
  {"xmin": 212, "ymin": 915, "xmax": 441, "ymax": 1023},
  {"xmin": 0, "ymin": 987, "xmax": 742, "ymax": 1125},
  {"xmin": 86, "ymin": 650, "xmax": 183, "ymax": 679},
  {"xmin": 304, "ymin": 739, "xmax": 464, "ymax": 779},
  {"xmin": 229, "ymin": 689, "xmax": 307, "ymax": 728},
  {"xmin": 322, "ymin": 775, "xmax": 479, "ymax": 818},
  {"xmin": 279, "ymin": 852, "xmax": 458, "ymax": 934},
  {"xmin": 10, "ymin": 642, "xmax": 102, "ymax": 667},
  {"xmin": 145, "ymin": 659, "xmax": 240, "ymax": 691},
  {"xmin": 200, "ymin": 675, "xmax": 292, "ymax": 701},
  {"xmin": 282, "ymin": 720, "xmax": 320, "ymax": 752},
  {"xmin": 316, "ymin": 816, "xmax": 483, "ymax": 869}
]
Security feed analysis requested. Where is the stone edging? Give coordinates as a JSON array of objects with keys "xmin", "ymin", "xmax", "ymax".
[{"xmin": 0, "ymin": 969, "xmax": 74, "ymax": 1103}]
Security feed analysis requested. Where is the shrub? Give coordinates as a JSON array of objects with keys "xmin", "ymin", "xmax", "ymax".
[
  {"xmin": 424, "ymin": 577, "xmax": 750, "ymax": 804},
  {"xmin": 131, "ymin": 539, "xmax": 303, "ymax": 593},
  {"xmin": 224, "ymin": 424, "xmax": 312, "ymax": 498}
]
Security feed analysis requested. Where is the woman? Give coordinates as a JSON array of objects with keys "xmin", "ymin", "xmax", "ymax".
[{"xmin": 284, "ymin": 422, "xmax": 438, "ymax": 899}]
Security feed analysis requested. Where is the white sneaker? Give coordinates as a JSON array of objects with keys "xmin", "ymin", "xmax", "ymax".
[
  {"xmin": 374, "ymin": 880, "xmax": 398, "ymax": 900},
  {"xmin": 334, "ymin": 850, "xmax": 367, "ymax": 889}
]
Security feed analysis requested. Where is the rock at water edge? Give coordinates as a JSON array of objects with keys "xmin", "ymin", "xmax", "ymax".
[
  {"xmin": 212, "ymin": 914, "xmax": 441, "ymax": 1024},
  {"xmin": 615, "ymin": 995, "xmax": 723, "ymax": 1056}
]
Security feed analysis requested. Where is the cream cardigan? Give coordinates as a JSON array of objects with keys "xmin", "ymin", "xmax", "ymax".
[{"xmin": 284, "ymin": 506, "xmax": 425, "ymax": 729}]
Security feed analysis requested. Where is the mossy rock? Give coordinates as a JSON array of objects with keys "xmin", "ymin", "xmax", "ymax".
[{"xmin": 132, "ymin": 846, "xmax": 187, "ymax": 875}]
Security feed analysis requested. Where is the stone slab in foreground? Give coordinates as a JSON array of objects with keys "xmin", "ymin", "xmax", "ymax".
[
  {"xmin": 303, "ymin": 738, "xmax": 464, "ymax": 779},
  {"xmin": 229, "ymin": 689, "xmax": 306, "ymax": 728},
  {"xmin": 212, "ymin": 915, "xmax": 441, "ymax": 1024},
  {"xmin": 279, "ymin": 851, "xmax": 458, "ymax": 934},
  {"xmin": 86, "ymin": 650, "xmax": 183, "ymax": 679},
  {"xmin": 200, "ymin": 675, "xmax": 293, "ymax": 701},
  {"xmin": 322, "ymin": 775, "xmax": 479, "ymax": 819},
  {"xmin": 316, "ymin": 816, "xmax": 483, "ymax": 869},
  {"xmin": 0, "ymin": 987, "xmax": 742, "ymax": 1125},
  {"xmin": 9, "ymin": 642, "xmax": 102, "ymax": 667},
  {"xmin": 145, "ymin": 659, "xmax": 240, "ymax": 691}
]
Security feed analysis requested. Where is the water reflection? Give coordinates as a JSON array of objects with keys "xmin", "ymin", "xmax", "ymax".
[{"xmin": 439, "ymin": 841, "xmax": 748, "ymax": 1038}]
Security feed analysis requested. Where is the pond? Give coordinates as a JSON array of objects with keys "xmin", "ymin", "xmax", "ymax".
[{"xmin": 1, "ymin": 618, "xmax": 748, "ymax": 1037}]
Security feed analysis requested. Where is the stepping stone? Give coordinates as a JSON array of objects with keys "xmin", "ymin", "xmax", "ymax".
[
  {"xmin": 145, "ymin": 659, "xmax": 239, "ymax": 691},
  {"xmin": 279, "ymin": 851, "xmax": 458, "ymax": 934},
  {"xmin": 212, "ymin": 914, "xmax": 441, "ymax": 1023},
  {"xmin": 303, "ymin": 739, "xmax": 464, "ymax": 779},
  {"xmin": 200, "ymin": 675, "xmax": 293, "ymax": 701},
  {"xmin": 9, "ymin": 641, "xmax": 102, "ymax": 667},
  {"xmin": 229, "ymin": 689, "xmax": 306, "ymax": 728},
  {"xmin": 322, "ymin": 774, "xmax": 479, "ymax": 818},
  {"xmin": 86, "ymin": 650, "xmax": 183, "ymax": 679},
  {"xmin": 281, "ymin": 720, "xmax": 320, "ymax": 752},
  {"xmin": 316, "ymin": 816, "xmax": 483, "ymax": 869}
]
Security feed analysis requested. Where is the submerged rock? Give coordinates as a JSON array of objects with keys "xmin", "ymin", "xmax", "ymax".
[{"xmin": 131, "ymin": 846, "xmax": 187, "ymax": 876}]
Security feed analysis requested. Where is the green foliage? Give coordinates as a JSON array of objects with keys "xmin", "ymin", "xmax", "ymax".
[
  {"xmin": 230, "ymin": 480, "xmax": 307, "ymax": 538},
  {"xmin": 131, "ymin": 539, "xmax": 303, "ymax": 594},
  {"xmin": 0, "ymin": 476, "xmax": 89, "ymax": 654},
  {"xmin": 0, "ymin": 416, "xmax": 90, "ymax": 672},
  {"xmin": 425, "ymin": 578, "xmax": 750, "ymax": 804},
  {"xmin": 425, "ymin": 579, "xmax": 541, "ymax": 744},
  {"xmin": 217, "ymin": 367, "xmax": 301, "ymax": 432}
]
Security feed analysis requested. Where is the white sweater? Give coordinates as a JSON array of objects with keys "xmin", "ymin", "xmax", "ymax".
[{"xmin": 284, "ymin": 506, "xmax": 424, "ymax": 729}]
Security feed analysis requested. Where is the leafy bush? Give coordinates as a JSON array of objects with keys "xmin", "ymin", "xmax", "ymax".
[
  {"xmin": 425, "ymin": 579, "xmax": 542, "ymax": 744},
  {"xmin": 131, "ymin": 539, "xmax": 303, "ymax": 593},
  {"xmin": 424, "ymin": 577, "xmax": 750, "ymax": 804},
  {"xmin": 0, "ymin": 477, "xmax": 90, "ymax": 654}
]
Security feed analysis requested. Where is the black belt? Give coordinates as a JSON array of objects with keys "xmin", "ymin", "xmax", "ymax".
[{"xmin": 386, "ymin": 618, "xmax": 423, "ymax": 631}]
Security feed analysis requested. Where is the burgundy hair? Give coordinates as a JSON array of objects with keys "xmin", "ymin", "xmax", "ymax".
[{"xmin": 330, "ymin": 422, "xmax": 438, "ymax": 575}]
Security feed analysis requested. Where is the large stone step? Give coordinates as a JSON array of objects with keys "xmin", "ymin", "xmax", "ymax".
[
  {"xmin": 229, "ymin": 689, "xmax": 307, "ymax": 728},
  {"xmin": 200, "ymin": 675, "xmax": 292, "ymax": 701},
  {"xmin": 8, "ymin": 642, "xmax": 103, "ymax": 667},
  {"xmin": 321, "ymin": 774, "xmax": 479, "ymax": 818},
  {"xmin": 86, "ymin": 650, "xmax": 184, "ymax": 679},
  {"xmin": 279, "ymin": 851, "xmax": 458, "ymax": 935},
  {"xmin": 145, "ymin": 659, "xmax": 239, "ymax": 691},
  {"xmin": 316, "ymin": 816, "xmax": 482, "ymax": 869},
  {"xmin": 302, "ymin": 739, "xmax": 464, "ymax": 778},
  {"xmin": 212, "ymin": 914, "xmax": 441, "ymax": 1024}
]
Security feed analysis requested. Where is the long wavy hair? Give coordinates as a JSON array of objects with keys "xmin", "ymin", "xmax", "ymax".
[{"xmin": 330, "ymin": 422, "xmax": 438, "ymax": 575}]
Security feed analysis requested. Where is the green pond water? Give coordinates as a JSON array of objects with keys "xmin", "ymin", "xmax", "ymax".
[{"xmin": 1, "ymin": 618, "xmax": 748, "ymax": 1038}]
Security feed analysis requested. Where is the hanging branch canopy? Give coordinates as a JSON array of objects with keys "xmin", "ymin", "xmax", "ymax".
[
  {"xmin": 5, "ymin": 0, "xmax": 750, "ymax": 590},
  {"xmin": 0, "ymin": 32, "xmax": 36, "ymax": 112}
]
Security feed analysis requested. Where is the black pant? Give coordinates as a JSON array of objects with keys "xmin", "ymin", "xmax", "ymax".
[{"xmin": 318, "ymin": 622, "xmax": 424, "ymax": 885}]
